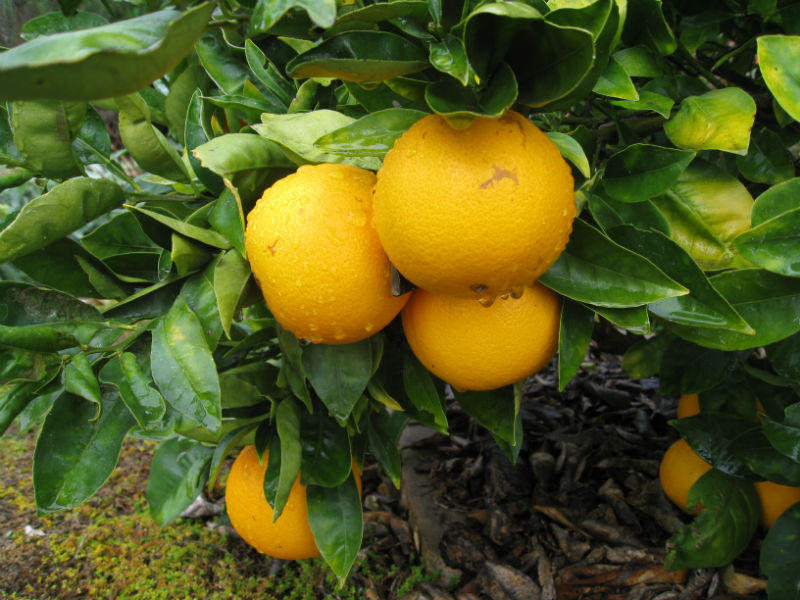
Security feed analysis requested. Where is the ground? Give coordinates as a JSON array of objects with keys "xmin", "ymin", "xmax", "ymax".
[{"xmin": 0, "ymin": 335, "xmax": 769, "ymax": 599}]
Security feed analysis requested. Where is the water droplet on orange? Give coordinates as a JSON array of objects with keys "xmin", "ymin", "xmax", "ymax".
[{"xmin": 477, "ymin": 296, "xmax": 495, "ymax": 308}]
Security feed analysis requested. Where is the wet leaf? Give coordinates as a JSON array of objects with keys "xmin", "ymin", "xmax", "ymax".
[
  {"xmin": 664, "ymin": 88, "xmax": 757, "ymax": 155},
  {"xmin": 591, "ymin": 304, "xmax": 651, "ymax": 334},
  {"xmin": 454, "ymin": 385, "xmax": 519, "ymax": 445},
  {"xmin": 64, "ymin": 353, "xmax": 101, "ymax": 417},
  {"xmin": 367, "ymin": 410, "xmax": 408, "ymax": 488},
  {"xmin": 622, "ymin": 0, "xmax": 677, "ymax": 56},
  {"xmin": 659, "ymin": 339, "xmax": 747, "ymax": 395},
  {"xmin": 193, "ymin": 132, "xmax": 292, "ymax": 177},
  {"xmin": 34, "ymin": 391, "xmax": 136, "ymax": 513},
  {"xmin": 11, "ymin": 100, "xmax": 85, "ymax": 178},
  {"xmin": 592, "ymin": 56, "xmax": 638, "ymax": 100},
  {"xmin": 558, "ymin": 300, "xmax": 594, "ymax": 391},
  {"xmin": 214, "ymin": 249, "xmax": 252, "ymax": 338},
  {"xmin": 760, "ymin": 405, "xmax": 800, "ymax": 462},
  {"xmin": 147, "ymin": 437, "xmax": 214, "ymax": 525},
  {"xmin": 314, "ymin": 108, "xmax": 427, "ymax": 157},
  {"xmin": 302, "ymin": 341, "xmax": 372, "ymax": 422},
  {"xmin": 602, "ymin": 144, "xmax": 695, "ymax": 203},
  {"xmin": 546, "ymin": 131, "xmax": 591, "ymax": 178},
  {"xmin": 20, "ymin": 10, "xmax": 108, "ymax": 40},
  {"xmin": 98, "ymin": 353, "xmax": 166, "ymax": 430},
  {"xmin": 269, "ymin": 398, "xmax": 303, "ymax": 519},
  {"xmin": 429, "ymin": 34, "xmax": 471, "ymax": 85},
  {"xmin": 127, "ymin": 205, "xmax": 231, "ymax": 250},
  {"xmin": 734, "ymin": 208, "xmax": 800, "ymax": 278},
  {"xmin": 0, "ymin": 5, "xmax": 214, "ymax": 101},
  {"xmin": 425, "ymin": 62, "xmax": 518, "ymax": 122},
  {"xmin": 736, "ymin": 127, "xmax": 795, "ymax": 185},
  {"xmin": 751, "ymin": 177, "xmax": 800, "ymax": 226},
  {"xmin": 609, "ymin": 89, "xmax": 675, "ymax": 117},
  {"xmin": 251, "ymin": 0, "xmax": 336, "ymax": 33},
  {"xmin": 300, "ymin": 407, "xmax": 351, "ymax": 487},
  {"xmin": 760, "ymin": 503, "xmax": 800, "ymax": 599},
  {"xmin": 403, "ymin": 353, "xmax": 447, "ymax": 432}
]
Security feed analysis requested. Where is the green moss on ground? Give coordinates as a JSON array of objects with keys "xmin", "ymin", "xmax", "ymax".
[{"xmin": 0, "ymin": 427, "xmax": 426, "ymax": 599}]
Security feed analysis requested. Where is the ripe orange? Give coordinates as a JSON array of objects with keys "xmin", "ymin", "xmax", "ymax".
[
  {"xmin": 659, "ymin": 438, "xmax": 713, "ymax": 513},
  {"xmin": 372, "ymin": 110, "xmax": 575, "ymax": 301},
  {"xmin": 754, "ymin": 480, "xmax": 800, "ymax": 528},
  {"xmin": 677, "ymin": 393, "xmax": 700, "ymax": 418},
  {"xmin": 244, "ymin": 163, "xmax": 409, "ymax": 344},
  {"xmin": 225, "ymin": 445, "xmax": 362, "ymax": 560},
  {"xmin": 401, "ymin": 282, "xmax": 561, "ymax": 392}
]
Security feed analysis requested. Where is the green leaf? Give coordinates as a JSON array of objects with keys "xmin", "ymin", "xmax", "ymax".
[
  {"xmin": 592, "ymin": 56, "xmax": 638, "ymax": 100},
  {"xmin": 463, "ymin": 2, "xmax": 595, "ymax": 108},
  {"xmin": 185, "ymin": 91, "xmax": 223, "ymax": 195},
  {"xmin": 659, "ymin": 339, "xmax": 747, "ymax": 395},
  {"xmin": 424, "ymin": 61, "xmax": 518, "ymax": 122},
  {"xmin": 621, "ymin": 333, "xmax": 673, "ymax": 379},
  {"xmin": 212, "ymin": 249, "xmax": 252, "ymax": 339},
  {"xmin": 0, "ymin": 177, "xmax": 124, "ymax": 263},
  {"xmin": 146, "ymin": 437, "xmax": 214, "ymax": 526},
  {"xmin": 244, "ymin": 40, "xmax": 294, "ymax": 109},
  {"xmin": 454, "ymin": 386, "xmax": 519, "ymax": 445},
  {"xmin": 150, "ymin": 297, "xmax": 221, "ymax": 432},
  {"xmin": 652, "ymin": 159, "xmax": 754, "ymax": 270},
  {"xmin": 12, "ymin": 238, "xmax": 104, "ymax": 298},
  {"xmin": 752, "ymin": 178, "xmax": 800, "ymax": 226},
  {"xmin": 302, "ymin": 341, "xmax": 372, "ymax": 422},
  {"xmin": 590, "ymin": 304, "xmax": 651, "ymax": 334},
  {"xmin": 760, "ymin": 503, "xmax": 800, "ymax": 599},
  {"xmin": 11, "ymin": 100, "xmax": 85, "ymax": 178},
  {"xmin": 664, "ymin": 88, "xmax": 757, "ymax": 155},
  {"xmin": 609, "ymin": 89, "xmax": 675, "ymax": 118},
  {"xmin": 609, "ymin": 225, "xmax": 754, "ymax": 333},
  {"xmin": 34, "ymin": 391, "xmax": 135, "ymax": 512},
  {"xmin": 539, "ymin": 219, "xmax": 689, "ymax": 308},
  {"xmin": 0, "ymin": 4, "xmax": 214, "ymax": 101},
  {"xmin": 192, "ymin": 132, "xmax": 292, "ymax": 178},
  {"xmin": 769, "ymin": 331, "xmax": 800, "ymax": 382},
  {"xmin": 367, "ymin": 410, "xmax": 408, "ymax": 488},
  {"xmin": 429, "ymin": 34, "xmax": 471, "ymax": 85},
  {"xmin": 116, "ymin": 93, "xmax": 190, "ymax": 183},
  {"xmin": 209, "ymin": 190, "xmax": 246, "ymax": 257},
  {"xmin": 286, "ymin": 31, "xmax": 429, "ymax": 84},
  {"xmin": 546, "ymin": 131, "xmax": 591, "ymax": 178},
  {"xmin": 1, "ymin": 382, "xmax": 40, "ymax": 436},
  {"xmin": 127, "ymin": 205, "xmax": 232, "ymax": 250},
  {"xmin": 307, "ymin": 474, "xmax": 363, "ymax": 584},
  {"xmin": 300, "ymin": 407, "xmax": 352, "ymax": 487},
  {"xmin": 314, "ymin": 108, "xmax": 428, "ymax": 158},
  {"xmin": 195, "ymin": 29, "xmax": 248, "ymax": 95},
  {"xmin": 272, "ymin": 398, "xmax": 303, "ymax": 519},
  {"xmin": 277, "ymin": 327, "xmax": 311, "ymax": 410},
  {"xmin": 667, "ymin": 269, "xmax": 800, "ymax": 350},
  {"xmin": 20, "ymin": 10, "xmax": 108, "ymax": 40},
  {"xmin": 736, "ymin": 127, "xmax": 795, "ymax": 185},
  {"xmin": 622, "ymin": 0, "xmax": 677, "ymax": 56},
  {"xmin": 761, "ymin": 405, "xmax": 800, "ymax": 462},
  {"xmin": 254, "ymin": 110, "xmax": 381, "ymax": 169},
  {"xmin": 64, "ymin": 353, "xmax": 101, "ymax": 417},
  {"xmin": 758, "ymin": 35, "xmax": 800, "ymax": 123},
  {"xmin": 588, "ymin": 193, "xmax": 671, "ymax": 234},
  {"xmin": 98, "ymin": 353, "xmax": 166, "ymax": 430},
  {"xmin": 733, "ymin": 208, "xmax": 800, "ymax": 278},
  {"xmin": 402, "ymin": 353, "xmax": 447, "ymax": 432},
  {"xmin": 665, "ymin": 470, "xmax": 759, "ymax": 569},
  {"xmin": 251, "ymin": 0, "xmax": 336, "ymax": 32},
  {"xmin": 558, "ymin": 300, "xmax": 594, "ymax": 391},
  {"xmin": 602, "ymin": 144, "xmax": 695, "ymax": 203}
]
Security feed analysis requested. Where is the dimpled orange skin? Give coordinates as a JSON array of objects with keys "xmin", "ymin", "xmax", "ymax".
[
  {"xmin": 754, "ymin": 480, "xmax": 800, "ymax": 528},
  {"xmin": 372, "ymin": 110, "xmax": 576, "ymax": 300},
  {"xmin": 245, "ymin": 163, "xmax": 409, "ymax": 344},
  {"xmin": 225, "ymin": 446, "xmax": 363, "ymax": 560},
  {"xmin": 659, "ymin": 438, "xmax": 713, "ymax": 513},
  {"xmin": 401, "ymin": 283, "xmax": 561, "ymax": 392}
]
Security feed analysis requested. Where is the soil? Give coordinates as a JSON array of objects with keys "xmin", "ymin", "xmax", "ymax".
[{"xmin": 0, "ymin": 336, "xmax": 769, "ymax": 599}]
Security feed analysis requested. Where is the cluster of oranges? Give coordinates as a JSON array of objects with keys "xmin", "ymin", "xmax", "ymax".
[
  {"xmin": 659, "ymin": 394, "xmax": 800, "ymax": 528},
  {"xmin": 244, "ymin": 109, "xmax": 576, "ymax": 392},
  {"xmin": 225, "ymin": 110, "xmax": 577, "ymax": 560}
]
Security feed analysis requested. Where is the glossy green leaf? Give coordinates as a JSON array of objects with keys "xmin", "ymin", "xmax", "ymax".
[
  {"xmin": 171, "ymin": 234, "xmax": 211, "ymax": 278},
  {"xmin": 254, "ymin": 111, "xmax": 380, "ymax": 169},
  {"xmin": 539, "ymin": 219, "xmax": 688, "ymax": 308},
  {"xmin": 11, "ymin": 100, "xmax": 85, "ymax": 178},
  {"xmin": 761, "ymin": 504, "xmax": 800, "ymax": 599},
  {"xmin": 0, "ymin": 105, "xmax": 25, "ymax": 168},
  {"xmin": 733, "ymin": 208, "xmax": 800, "ymax": 278},
  {"xmin": 116, "ymin": 93, "xmax": 190, "ymax": 183},
  {"xmin": 590, "ymin": 304, "xmax": 651, "ymax": 334},
  {"xmin": 752, "ymin": 178, "xmax": 800, "ymax": 226},
  {"xmin": 195, "ymin": 29, "xmax": 249, "ymax": 95},
  {"xmin": 150, "ymin": 297, "xmax": 221, "ymax": 432},
  {"xmin": 367, "ymin": 410, "xmax": 408, "ymax": 488},
  {"xmin": 300, "ymin": 407, "xmax": 351, "ymax": 487},
  {"xmin": 0, "ymin": 177, "xmax": 124, "ymax": 263},
  {"xmin": 659, "ymin": 339, "xmax": 746, "ymax": 395},
  {"xmin": 464, "ymin": 2, "xmax": 595, "ymax": 108},
  {"xmin": 127, "ymin": 205, "xmax": 231, "ymax": 250},
  {"xmin": 665, "ymin": 470, "xmax": 759, "ymax": 569},
  {"xmin": 192, "ymin": 132, "xmax": 292, "ymax": 178},
  {"xmin": 270, "ymin": 398, "xmax": 303, "ymax": 519},
  {"xmin": 667, "ymin": 269, "xmax": 800, "ymax": 350},
  {"xmin": 286, "ymin": 31, "xmax": 428, "ymax": 84},
  {"xmin": 34, "ymin": 391, "xmax": 135, "ymax": 512},
  {"xmin": 664, "ymin": 88, "xmax": 757, "ymax": 155},
  {"xmin": 307, "ymin": 474, "xmax": 363, "ymax": 584},
  {"xmin": 612, "ymin": 45, "xmax": 664, "ymax": 78},
  {"xmin": 588, "ymin": 194, "xmax": 671, "ymax": 234},
  {"xmin": 428, "ymin": 34, "xmax": 471, "ymax": 85},
  {"xmin": 245, "ymin": 40, "xmax": 294, "ymax": 108},
  {"xmin": 184, "ymin": 91, "xmax": 223, "ymax": 195},
  {"xmin": 1, "ymin": 382, "xmax": 40, "ymax": 436},
  {"xmin": 12, "ymin": 238, "xmax": 103, "ymax": 298},
  {"xmin": 214, "ymin": 249, "xmax": 252, "ymax": 338},
  {"xmin": 622, "ymin": 0, "xmax": 677, "ymax": 56},
  {"xmin": 209, "ymin": 190, "xmax": 246, "ymax": 257},
  {"xmin": 592, "ymin": 56, "xmax": 638, "ymax": 100},
  {"xmin": 558, "ymin": 300, "xmax": 594, "ymax": 391},
  {"xmin": 20, "ymin": 10, "xmax": 108, "ymax": 40},
  {"xmin": 251, "ymin": 0, "xmax": 336, "ymax": 33},
  {"xmin": 609, "ymin": 89, "xmax": 675, "ymax": 117},
  {"xmin": 179, "ymin": 266, "xmax": 223, "ymax": 351},
  {"xmin": 314, "ymin": 108, "xmax": 428, "ymax": 157},
  {"xmin": 277, "ymin": 327, "xmax": 311, "ymax": 410},
  {"xmin": 0, "ymin": 4, "xmax": 214, "ymax": 101},
  {"xmin": 769, "ymin": 331, "xmax": 800, "ymax": 382},
  {"xmin": 621, "ymin": 333, "xmax": 673, "ymax": 379},
  {"xmin": 403, "ymin": 353, "xmax": 447, "ymax": 432},
  {"xmin": 609, "ymin": 225, "xmax": 753, "ymax": 333},
  {"xmin": 98, "ymin": 353, "xmax": 166, "ymax": 430},
  {"xmin": 146, "ymin": 437, "xmax": 214, "ymax": 526},
  {"xmin": 758, "ymin": 35, "xmax": 800, "ymax": 122},
  {"xmin": 332, "ymin": 0, "xmax": 428, "ymax": 30},
  {"xmin": 165, "ymin": 63, "xmax": 208, "ymax": 140},
  {"xmin": 64, "ymin": 353, "xmax": 101, "ymax": 415},
  {"xmin": 302, "ymin": 341, "xmax": 372, "ymax": 422},
  {"xmin": 653, "ymin": 160, "xmax": 754, "ymax": 270},
  {"xmin": 760, "ymin": 404, "xmax": 800, "ymax": 462},
  {"xmin": 602, "ymin": 144, "xmax": 695, "ymax": 203},
  {"xmin": 546, "ymin": 131, "xmax": 591, "ymax": 178},
  {"xmin": 736, "ymin": 127, "xmax": 795, "ymax": 185},
  {"xmin": 424, "ymin": 62, "xmax": 518, "ymax": 122},
  {"xmin": 454, "ymin": 386, "xmax": 519, "ymax": 445}
]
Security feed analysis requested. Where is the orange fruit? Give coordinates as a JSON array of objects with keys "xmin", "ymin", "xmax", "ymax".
[
  {"xmin": 401, "ymin": 282, "xmax": 561, "ymax": 391},
  {"xmin": 225, "ymin": 445, "xmax": 362, "ymax": 560},
  {"xmin": 677, "ymin": 393, "xmax": 700, "ymax": 418},
  {"xmin": 244, "ymin": 163, "xmax": 409, "ymax": 344},
  {"xmin": 754, "ymin": 480, "xmax": 800, "ymax": 528},
  {"xmin": 659, "ymin": 438, "xmax": 713, "ymax": 513},
  {"xmin": 373, "ymin": 110, "xmax": 575, "ymax": 301}
]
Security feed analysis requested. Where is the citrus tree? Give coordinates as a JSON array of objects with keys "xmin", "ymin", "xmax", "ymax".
[{"xmin": 1, "ymin": 0, "xmax": 800, "ymax": 594}]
